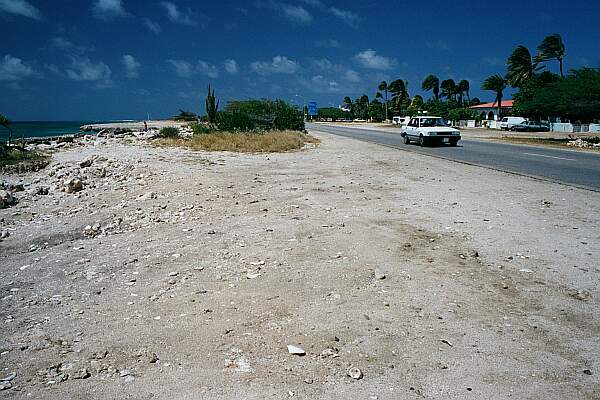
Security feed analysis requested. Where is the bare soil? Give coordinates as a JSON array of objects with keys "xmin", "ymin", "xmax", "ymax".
[{"xmin": 0, "ymin": 131, "xmax": 598, "ymax": 399}]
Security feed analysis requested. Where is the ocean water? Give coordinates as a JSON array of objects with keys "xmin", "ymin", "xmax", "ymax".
[{"xmin": 0, "ymin": 121, "xmax": 96, "ymax": 139}]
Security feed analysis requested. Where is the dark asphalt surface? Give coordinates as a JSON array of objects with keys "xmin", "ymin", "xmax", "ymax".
[{"xmin": 308, "ymin": 123, "xmax": 600, "ymax": 191}]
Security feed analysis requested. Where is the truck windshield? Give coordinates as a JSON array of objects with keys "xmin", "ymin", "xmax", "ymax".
[{"xmin": 420, "ymin": 118, "xmax": 447, "ymax": 127}]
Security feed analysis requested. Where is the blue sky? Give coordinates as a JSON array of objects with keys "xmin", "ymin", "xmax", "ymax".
[{"xmin": 1, "ymin": 0, "xmax": 599, "ymax": 120}]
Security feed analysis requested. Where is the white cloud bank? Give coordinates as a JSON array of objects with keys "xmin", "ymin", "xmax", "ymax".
[
  {"xmin": 251, "ymin": 56, "xmax": 299, "ymax": 75},
  {"xmin": 122, "ymin": 54, "xmax": 141, "ymax": 78},
  {"xmin": 0, "ymin": 0, "xmax": 42, "ymax": 20}
]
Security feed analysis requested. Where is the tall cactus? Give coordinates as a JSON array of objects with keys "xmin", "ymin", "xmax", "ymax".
[{"xmin": 206, "ymin": 85, "xmax": 219, "ymax": 123}]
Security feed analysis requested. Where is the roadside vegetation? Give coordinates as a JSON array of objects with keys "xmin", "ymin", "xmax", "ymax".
[
  {"xmin": 321, "ymin": 33, "xmax": 598, "ymax": 126},
  {"xmin": 157, "ymin": 88, "xmax": 317, "ymax": 153}
]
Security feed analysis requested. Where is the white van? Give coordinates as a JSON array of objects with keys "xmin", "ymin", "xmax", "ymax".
[
  {"xmin": 500, "ymin": 117, "xmax": 526, "ymax": 130},
  {"xmin": 392, "ymin": 116, "xmax": 410, "ymax": 126}
]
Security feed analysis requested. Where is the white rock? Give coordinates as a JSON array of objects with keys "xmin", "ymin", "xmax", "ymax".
[
  {"xmin": 287, "ymin": 345, "xmax": 306, "ymax": 355},
  {"xmin": 347, "ymin": 366, "xmax": 363, "ymax": 379}
]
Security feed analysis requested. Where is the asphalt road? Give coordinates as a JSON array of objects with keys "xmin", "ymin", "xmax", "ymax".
[{"xmin": 307, "ymin": 123, "xmax": 600, "ymax": 191}]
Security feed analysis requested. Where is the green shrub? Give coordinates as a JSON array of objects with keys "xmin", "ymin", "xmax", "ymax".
[
  {"xmin": 216, "ymin": 99, "xmax": 304, "ymax": 132},
  {"xmin": 158, "ymin": 127, "xmax": 180, "ymax": 138},
  {"xmin": 190, "ymin": 123, "xmax": 214, "ymax": 135}
]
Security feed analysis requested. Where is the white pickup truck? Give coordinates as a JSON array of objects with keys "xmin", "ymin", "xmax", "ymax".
[{"xmin": 401, "ymin": 116, "xmax": 461, "ymax": 146}]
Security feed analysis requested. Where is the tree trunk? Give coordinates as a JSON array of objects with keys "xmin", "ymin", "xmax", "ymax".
[
  {"xmin": 384, "ymin": 89, "xmax": 388, "ymax": 121},
  {"xmin": 497, "ymin": 95, "xmax": 502, "ymax": 120},
  {"xmin": 559, "ymin": 58, "xmax": 564, "ymax": 78}
]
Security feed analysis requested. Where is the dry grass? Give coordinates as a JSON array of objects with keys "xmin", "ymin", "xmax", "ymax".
[{"xmin": 156, "ymin": 130, "xmax": 320, "ymax": 153}]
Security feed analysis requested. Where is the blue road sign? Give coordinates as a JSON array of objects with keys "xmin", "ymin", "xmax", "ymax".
[{"xmin": 308, "ymin": 101, "xmax": 317, "ymax": 116}]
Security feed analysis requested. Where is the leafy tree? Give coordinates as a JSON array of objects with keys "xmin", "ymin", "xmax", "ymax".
[
  {"xmin": 448, "ymin": 108, "xmax": 477, "ymax": 123},
  {"xmin": 378, "ymin": 81, "xmax": 389, "ymax": 121},
  {"xmin": 481, "ymin": 75, "xmax": 507, "ymax": 119},
  {"xmin": 317, "ymin": 107, "xmax": 350, "ymax": 120},
  {"xmin": 0, "ymin": 114, "xmax": 13, "ymax": 145},
  {"xmin": 507, "ymin": 45, "xmax": 541, "ymax": 87},
  {"xmin": 457, "ymin": 80, "xmax": 470, "ymax": 105},
  {"xmin": 422, "ymin": 74, "xmax": 440, "ymax": 100},
  {"xmin": 470, "ymin": 97, "xmax": 481, "ymax": 106},
  {"xmin": 440, "ymin": 79, "xmax": 457, "ymax": 101},
  {"xmin": 367, "ymin": 101, "xmax": 385, "ymax": 122},
  {"xmin": 205, "ymin": 85, "xmax": 219, "ymax": 123},
  {"xmin": 173, "ymin": 110, "xmax": 198, "ymax": 122},
  {"xmin": 513, "ymin": 68, "xmax": 599, "ymax": 122},
  {"xmin": 536, "ymin": 33, "xmax": 566, "ymax": 78}
]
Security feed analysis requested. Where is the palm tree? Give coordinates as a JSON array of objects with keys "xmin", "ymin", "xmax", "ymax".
[
  {"xmin": 536, "ymin": 34, "xmax": 565, "ymax": 78},
  {"xmin": 506, "ymin": 45, "xmax": 541, "ymax": 87},
  {"xmin": 0, "ymin": 114, "xmax": 13, "ymax": 146},
  {"xmin": 457, "ymin": 80, "xmax": 470, "ymax": 106},
  {"xmin": 440, "ymin": 79, "xmax": 457, "ymax": 101},
  {"xmin": 378, "ymin": 81, "xmax": 389, "ymax": 121},
  {"xmin": 421, "ymin": 74, "xmax": 440, "ymax": 100},
  {"xmin": 388, "ymin": 79, "xmax": 408, "ymax": 113},
  {"xmin": 410, "ymin": 94, "xmax": 424, "ymax": 109},
  {"xmin": 481, "ymin": 75, "xmax": 507, "ymax": 119}
]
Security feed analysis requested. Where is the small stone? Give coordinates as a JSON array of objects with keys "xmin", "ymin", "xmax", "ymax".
[
  {"xmin": 64, "ymin": 178, "xmax": 83, "ymax": 193},
  {"xmin": 287, "ymin": 345, "xmax": 306, "ymax": 356},
  {"xmin": 583, "ymin": 369, "xmax": 592, "ymax": 375},
  {"xmin": 79, "ymin": 157, "xmax": 94, "ymax": 168},
  {"xmin": 72, "ymin": 368, "xmax": 90, "ymax": 379},
  {"xmin": 147, "ymin": 353, "xmax": 159, "ymax": 363},
  {"xmin": 0, "ymin": 382, "xmax": 11, "ymax": 390},
  {"xmin": 246, "ymin": 272, "xmax": 261, "ymax": 279},
  {"xmin": 374, "ymin": 267, "xmax": 386, "ymax": 280},
  {"xmin": 347, "ymin": 366, "xmax": 363, "ymax": 380},
  {"xmin": 0, "ymin": 372, "xmax": 16, "ymax": 382},
  {"xmin": 0, "ymin": 190, "xmax": 15, "ymax": 209},
  {"xmin": 304, "ymin": 377, "xmax": 314, "ymax": 384},
  {"xmin": 320, "ymin": 348, "xmax": 339, "ymax": 358}
]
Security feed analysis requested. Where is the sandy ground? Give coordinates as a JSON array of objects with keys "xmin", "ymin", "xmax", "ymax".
[{"xmin": 0, "ymin": 130, "xmax": 599, "ymax": 399}]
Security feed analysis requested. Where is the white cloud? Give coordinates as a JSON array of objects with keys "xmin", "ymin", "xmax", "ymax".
[
  {"xmin": 223, "ymin": 59, "xmax": 239, "ymax": 75},
  {"xmin": 168, "ymin": 59, "xmax": 219, "ymax": 78},
  {"xmin": 300, "ymin": 0, "xmax": 323, "ymax": 7},
  {"xmin": 329, "ymin": 7, "xmax": 360, "ymax": 28},
  {"xmin": 65, "ymin": 57, "xmax": 112, "ymax": 87},
  {"xmin": 122, "ymin": 54, "xmax": 141, "ymax": 78},
  {"xmin": 144, "ymin": 18, "xmax": 161, "ymax": 33},
  {"xmin": 315, "ymin": 38, "xmax": 340, "ymax": 48},
  {"xmin": 92, "ymin": 0, "xmax": 127, "ymax": 20},
  {"xmin": 344, "ymin": 69, "xmax": 360, "ymax": 82},
  {"xmin": 354, "ymin": 49, "xmax": 395, "ymax": 70},
  {"xmin": 161, "ymin": 1, "xmax": 208, "ymax": 27},
  {"xmin": 48, "ymin": 37, "xmax": 90, "ymax": 54},
  {"xmin": 0, "ymin": 55, "xmax": 34, "ymax": 81},
  {"xmin": 250, "ymin": 56, "xmax": 299, "ymax": 75},
  {"xmin": 281, "ymin": 4, "xmax": 312, "ymax": 24},
  {"xmin": 197, "ymin": 61, "xmax": 219, "ymax": 78},
  {"xmin": 425, "ymin": 40, "xmax": 450, "ymax": 51},
  {"xmin": 256, "ymin": 1, "xmax": 312, "ymax": 24},
  {"xmin": 168, "ymin": 59, "xmax": 195, "ymax": 78},
  {"xmin": 0, "ymin": 0, "xmax": 42, "ymax": 20}
]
